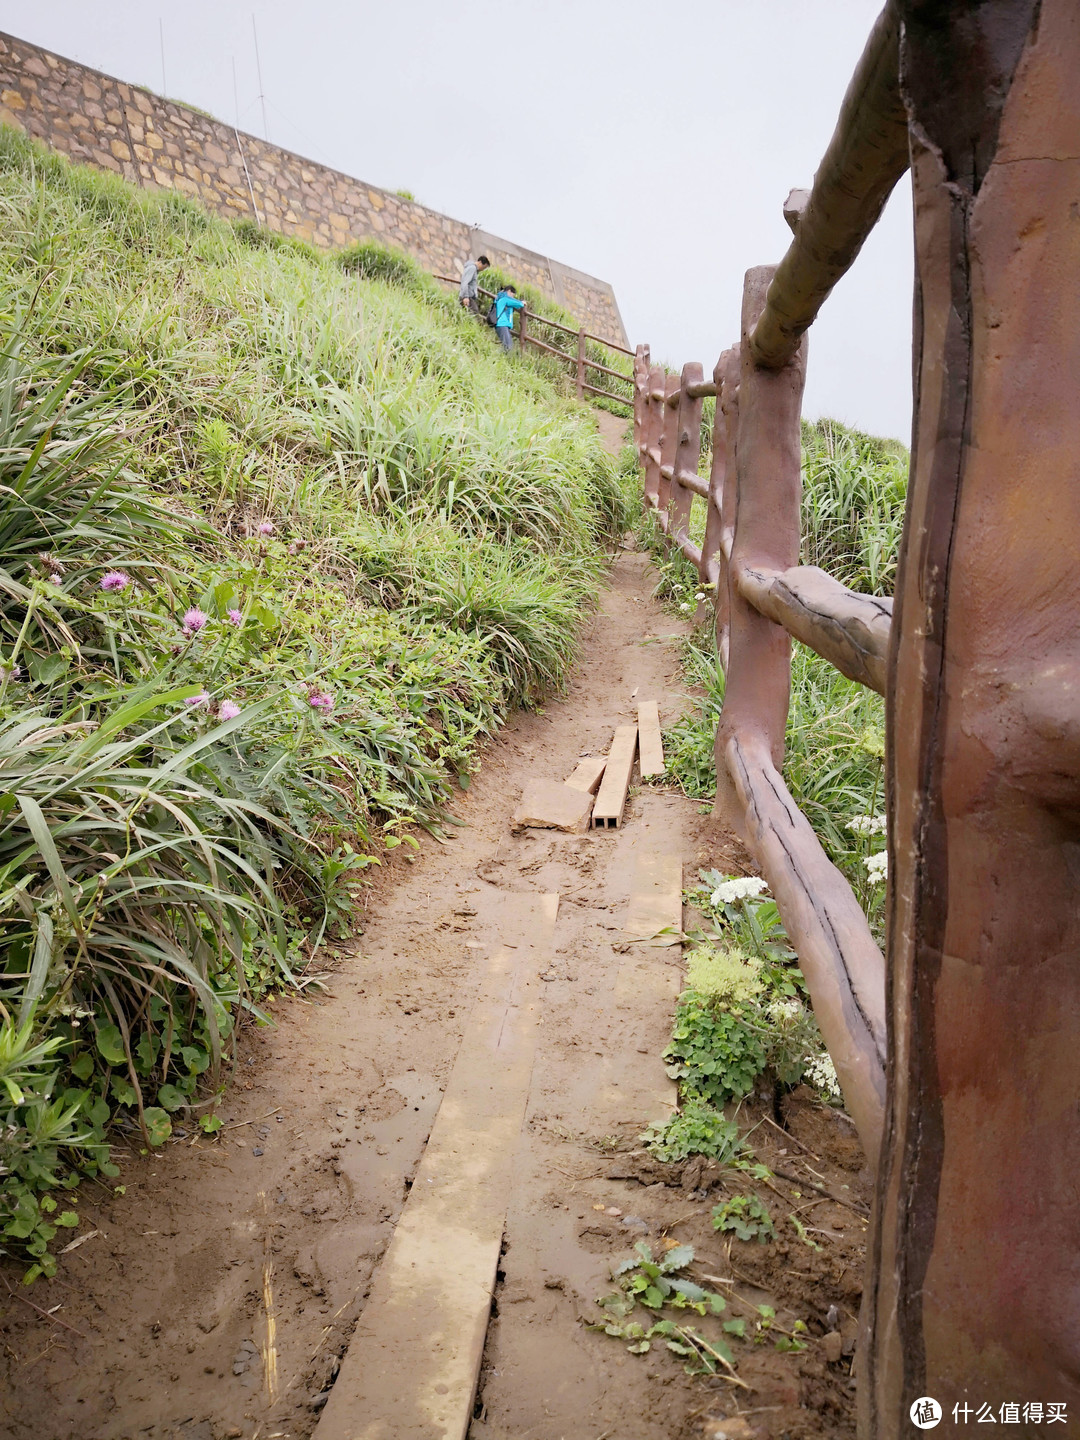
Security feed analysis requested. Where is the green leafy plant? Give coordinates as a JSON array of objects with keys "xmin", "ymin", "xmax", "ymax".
[
  {"xmin": 711, "ymin": 1194, "xmax": 776, "ymax": 1243},
  {"xmin": 640, "ymin": 1097, "xmax": 746, "ymax": 1164},
  {"xmin": 0, "ymin": 1012, "xmax": 86, "ymax": 1281},
  {"xmin": 590, "ymin": 1242, "xmax": 739, "ymax": 1377},
  {"xmin": 663, "ymin": 992, "xmax": 767, "ymax": 1106}
]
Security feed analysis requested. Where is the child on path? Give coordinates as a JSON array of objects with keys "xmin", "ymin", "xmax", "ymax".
[{"xmin": 493, "ymin": 285, "xmax": 525, "ymax": 354}]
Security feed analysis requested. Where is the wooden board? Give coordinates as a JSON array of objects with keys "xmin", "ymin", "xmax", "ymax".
[
  {"xmin": 592, "ymin": 724, "xmax": 638, "ymax": 830},
  {"xmin": 512, "ymin": 778, "xmax": 593, "ymax": 831},
  {"xmin": 623, "ymin": 851, "xmax": 683, "ymax": 944},
  {"xmin": 637, "ymin": 700, "xmax": 665, "ymax": 779},
  {"xmin": 564, "ymin": 755, "xmax": 607, "ymax": 794},
  {"xmin": 313, "ymin": 893, "xmax": 558, "ymax": 1440}
]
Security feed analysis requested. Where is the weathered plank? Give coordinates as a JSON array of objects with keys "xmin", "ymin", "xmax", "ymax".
[
  {"xmin": 637, "ymin": 701, "xmax": 665, "ymax": 779},
  {"xmin": 312, "ymin": 893, "xmax": 558, "ymax": 1440},
  {"xmin": 512, "ymin": 778, "xmax": 593, "ymax": 831},
  {"xmin": 564, "ymin": 755, "xmax": 607, "ymax": 794},
  {"xmin": 623, "ymin": 851, "xmax": 682, "ymax": 944},
  {"xmin": 592, "ymin": 724, "xmax": 638, "ymax": 829}
]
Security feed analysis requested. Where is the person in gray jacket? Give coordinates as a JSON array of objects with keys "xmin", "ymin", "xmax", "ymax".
[{"xmin": 458, "ymin": 254, "xmax": 490, "ymax": 315}]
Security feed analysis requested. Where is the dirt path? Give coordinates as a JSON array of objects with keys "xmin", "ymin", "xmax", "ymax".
[
  {"xmin": 3, "ymin": 413, "xmax": 870, "ymax": 1437},
  {"xmin": 0, "ymin": 534, "xmax": 713, "ymax": 1436}
]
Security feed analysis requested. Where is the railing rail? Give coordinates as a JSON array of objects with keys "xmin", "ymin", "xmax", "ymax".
[{"xmin": 632, "ymin": 0, "xmax": 1079, "ymax": 1425}]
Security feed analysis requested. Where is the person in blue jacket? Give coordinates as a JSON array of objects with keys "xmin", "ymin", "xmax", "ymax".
[{"xmin": 493, "ymin": 284, "xmax": 525, "ymax": 354}]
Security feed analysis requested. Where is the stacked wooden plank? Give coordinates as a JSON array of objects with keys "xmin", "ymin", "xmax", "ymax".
[{"xmin": 512, "ymin": 701, "xmax": 665, "ymax": 834}]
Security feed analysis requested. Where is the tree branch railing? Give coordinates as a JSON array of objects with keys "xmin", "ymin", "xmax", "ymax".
[{"xmin": 632, "ymin": 0, "xmax": 1079, "ymax": 1426}]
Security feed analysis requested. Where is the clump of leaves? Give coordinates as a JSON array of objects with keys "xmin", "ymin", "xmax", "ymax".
[
  {"xmin": 685, "ymin": 944, "xmax": 763, "ymax": 1006},
  {"xmin": 668, "ymin": 872, "xmax": 842, "ymax": 1110},
  {"xmin": 591, "ymin": 1242, "xmax": 737, "ymax": 1377},
  {"xmin": 712, "ymin": 1194, "xmax": 776, "ymax": 1243},
  {"xmin": 664, "ymin": 992, "xmax": 767, "ymax": 1106},
  {"xmin": 641, "ymin": 1098, "xmax": 745, "ymax": 1164},
  {"xmin": 0, "ymin": 1014, "xmax": 88, "ymax": 1281}
]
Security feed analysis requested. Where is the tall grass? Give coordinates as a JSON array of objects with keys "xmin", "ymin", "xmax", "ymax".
[
  {"xmin": 801, "ymin": 417, "xmax": 907, "ymax": 594},
  {"xmin": 0, "ymin": 124, "xmax": 628, "ymax": 1275}
]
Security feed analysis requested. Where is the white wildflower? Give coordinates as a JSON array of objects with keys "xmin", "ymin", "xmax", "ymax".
[
  {"xmin": 864, "ymin": 851, "xmax": 888, "ymax": 883},
  {"xmin": 805, "ymin": 1051, "xmax": 843, "ymax": 1102},
  {"xmin": 710, "ymin": 875, "xmax": 769, "ymax": 905},
  {"xmin": 847, "ymin": 814, "xmax": 886, "ymax": 836},
  {"xmin": 694, "ymin": 591, "xmax": 705, "ymax": 601},
  {"xmin": 766, "ymin": 997, "xmax": 802, "ymax": 1023},
  {"xmin": 679, "ymin": 602, "xmax": 691, "ymax": 612}
]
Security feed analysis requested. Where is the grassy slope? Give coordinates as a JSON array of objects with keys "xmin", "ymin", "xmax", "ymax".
[{"xmin": 0, "ymin": 127, "xmax": 632, "ymax": 1276}]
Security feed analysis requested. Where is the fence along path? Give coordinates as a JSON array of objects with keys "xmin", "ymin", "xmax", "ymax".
[{"xmin": 633, "ymin": 1, "xmax": 1080, "ymax": 1431}]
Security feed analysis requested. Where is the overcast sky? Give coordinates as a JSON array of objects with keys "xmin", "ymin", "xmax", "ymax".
[{"xmin": 3, "ymin": 1, "xmax": 914, "ymax": 442}]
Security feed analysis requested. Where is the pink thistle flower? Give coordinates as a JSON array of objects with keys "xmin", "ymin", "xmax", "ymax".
[
  {"xmin": 307, "ymin": 690, "xmax": 334, "ymax": 712},
  {"xmin": 226, "ymin": 608, "xmax": 243, "ymax": 626},
  {"xmin": 257, "ymin": 521, "xmax": 275, "ymax": 536},
  {"xmin": 183, "ymin": 690, "xmax": 210, "ymax": 708},
  {"xmin": 100, "ymin": 570, "xmax": 131, "ymax": 592},
  {"xmin": 218, "ymin": 700, "xmax": 242, "ymax": 721},
  {"xmin": 50, "ymin": 573, "xmax": 62, "ymax": 585},
  {"xmin": 182, "ymin": 607, "xmax": 208, "ymax": 633}
]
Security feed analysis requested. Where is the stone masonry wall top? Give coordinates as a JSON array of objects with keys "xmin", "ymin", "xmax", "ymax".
[{"xmin": 0, "ymin": 30, "xmax": 629, "ymax": 349}]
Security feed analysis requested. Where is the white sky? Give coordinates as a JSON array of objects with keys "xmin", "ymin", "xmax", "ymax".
[{"xmin": 2, "ymin": 1, "xmax": 913, "ymax": 442}]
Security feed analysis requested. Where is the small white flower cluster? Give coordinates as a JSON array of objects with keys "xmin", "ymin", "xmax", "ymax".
[
  {"xmin": 805, "ymin": 1051, "xmax": 842, "ymax": 1102},
  {"xmin": 847, "ymin": 813, "xmax": 886, "ymax": 836},
  {"xmin": 766, "ymin": 997, "xmax": 802, "ymax": 1023},
  {"xmin": 679, "ymin": 602, "xmax": 691, "ymax": 611},
  {"xmin": 710, "ymin": 875, "xmax": 769, "ymax": 905},
  {"xmin": 864, "ymin": 851, "xmax": 888, "ymax": 883}
]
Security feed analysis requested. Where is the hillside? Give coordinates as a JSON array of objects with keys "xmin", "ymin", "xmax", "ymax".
[{"xmin": 0, "ymin": 126, "xmax": 630, "ymax": 1277}]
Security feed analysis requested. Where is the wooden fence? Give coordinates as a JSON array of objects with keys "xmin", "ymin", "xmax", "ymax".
[
  {"xmin": 633, "ymin": 1, "xmax": 1080, "ymax": 1431},
  {"xmin": 436, "ymin": 275, "xmax": 634, "ymax": 406}
]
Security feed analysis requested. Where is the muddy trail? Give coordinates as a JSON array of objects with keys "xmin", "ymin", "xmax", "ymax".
[{"xmin": 1, "ymin": 483, "xmax": 871, "ymax": 1439}]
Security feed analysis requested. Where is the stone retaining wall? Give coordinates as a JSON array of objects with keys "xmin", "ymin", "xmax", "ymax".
[{"xmin": 0, "ymin": 30, "xmax": 629, "ymax": 348}]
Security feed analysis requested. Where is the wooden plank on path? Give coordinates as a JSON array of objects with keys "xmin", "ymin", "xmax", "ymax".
[
  {"xmin": 623, "ymin": 851, "xmax": 682, "ymax": 944},
  {"xmin": 513, "ymin": 778, "xmax": 593, "ymax": 831},
  {"xmin": 592, "ymin": 724, "xmax": 638, "ymax": 830},
  {"xmin": 313, "ymin": 893, "xmax": 558, "ymax": 1440},
  {"xmin": 637, "ymin": 700, "xmax": 665, "ymax": 779},
  {"xmin": 565, "ymin": 755, "xmax": 607, "ymax": 794}
]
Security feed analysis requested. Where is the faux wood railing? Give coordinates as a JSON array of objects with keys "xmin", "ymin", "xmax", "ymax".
[{"xmin": 633, "ymin": 1, "xmax": 1080, "ymax": 1431}]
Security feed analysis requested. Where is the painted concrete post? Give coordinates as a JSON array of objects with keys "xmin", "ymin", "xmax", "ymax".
[{"xmin": 862, "ymin": 0, "xmax": 1080, "ymax": 1427}]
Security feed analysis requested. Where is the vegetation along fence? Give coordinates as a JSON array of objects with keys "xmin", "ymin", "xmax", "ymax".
[
  {"xmin": 633, "ymin": 1, "xmax": 1079, "ymax": 1431},
  {"xmin": 435, "ymin": 274, "xmax": 634, "ymax": 406}
]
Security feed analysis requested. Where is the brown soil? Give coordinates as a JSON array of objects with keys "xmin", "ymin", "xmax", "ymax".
[{"xmin": 0, "ymin": 484, "xmax": 869, "ymax": 1438}]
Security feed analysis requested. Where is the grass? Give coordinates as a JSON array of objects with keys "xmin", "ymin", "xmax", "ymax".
[{"xmin": 0, "ymin": 123, "xmax": 631, "ymax": 1276}]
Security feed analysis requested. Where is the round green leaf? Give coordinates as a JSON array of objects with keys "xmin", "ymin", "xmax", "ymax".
[
  {"xmin": 142, "ymin": 1107, "xmax": 172, "ymax": 1146},
  {"xmin": 95, "ymin": 1024, "xmax": 126, "ymax": 1067}
]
